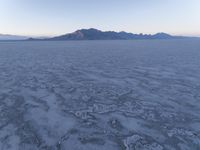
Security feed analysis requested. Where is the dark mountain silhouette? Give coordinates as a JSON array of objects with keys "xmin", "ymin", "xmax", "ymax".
[
  {"xmin": 41, "ymin": 28, "xmax": 180, "ymax": 41},
  {"xmin": 1, "ymin": 28, "xmax": 195, "ymax": 41}
]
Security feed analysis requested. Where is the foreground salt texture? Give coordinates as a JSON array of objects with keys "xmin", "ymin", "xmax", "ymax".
[{"xmin": 0, "ymin": 40, "xmax": 200, "ymax": 150}]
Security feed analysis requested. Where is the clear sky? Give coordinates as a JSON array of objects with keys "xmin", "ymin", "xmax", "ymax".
[{"xmin": 0, "ymin": 0, "xmax": 199, "ymax": 36}]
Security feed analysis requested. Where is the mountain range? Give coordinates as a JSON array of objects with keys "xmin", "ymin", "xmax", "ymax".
[
  {"xmin": 32, "ymin": 28, "xmax": 185, "ymax": 41},
  {"xmin": 0, "ymin": 28, "xmax": 196, "ymax": 41},
  {"xmin": 0, "ymin": 34, "xmax": 28, "ymax": 40}
]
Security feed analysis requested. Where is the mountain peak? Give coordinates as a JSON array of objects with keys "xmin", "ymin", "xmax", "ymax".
[
  {"xmin": 76, "ymin": 28, "xmax": 101, "ymax": 33},
  {"xmin": 26, "ymin": 29, "xmax": 189, "ymax": 41},
  {"xmin": 154, "ymin": 32, "xmax": 171, "ymax": 36},
  {"xmin": 82, "ymin": 28, "xmax": 100, "ymax": 31},
  {"xmin": 152, "ymin": 32, "xmax": 173, "ymax": 39}
]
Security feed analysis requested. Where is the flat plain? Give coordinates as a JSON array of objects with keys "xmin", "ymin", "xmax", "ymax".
[{"xmin": 0, "ymin": 40, "xmax": 200, "ymax": 150}]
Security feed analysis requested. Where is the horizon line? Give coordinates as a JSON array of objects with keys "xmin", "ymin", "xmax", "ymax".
[{"xmin": 1, "ymin": 28, "xmax": 200, "ymax": 38}]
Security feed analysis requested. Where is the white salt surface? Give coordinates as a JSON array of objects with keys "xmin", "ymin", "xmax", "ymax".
[{"xmin": 0, "ymin": 40, "xmax": 200, "ymax": 150}]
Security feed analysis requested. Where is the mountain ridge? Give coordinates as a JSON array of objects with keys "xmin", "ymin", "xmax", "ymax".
[
  {"xmin": 32, "ymin": 28, "xmax": 187, "ymax": 41},
  {"xmin": 1, "ymin": 28, "xmax": 198, "ymax": 41},
  {"xmin": 46, "ymin": 28, "xmax": 172, "ymax": 40}
]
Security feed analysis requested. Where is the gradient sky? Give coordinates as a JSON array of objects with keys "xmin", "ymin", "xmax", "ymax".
[{"xmin": 0, "ymin": 0, "xmax": 199, "ymax": 36}]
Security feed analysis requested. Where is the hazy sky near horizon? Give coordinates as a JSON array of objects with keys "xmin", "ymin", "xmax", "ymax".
[{"xmin": 0, "ymin": 0, "xmax": 199, "ymax": 36}]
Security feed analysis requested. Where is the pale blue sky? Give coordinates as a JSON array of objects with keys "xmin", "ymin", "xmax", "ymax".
[{"xmin": 0, "ymin": 0, "xmax": 199, "ymax": 36}]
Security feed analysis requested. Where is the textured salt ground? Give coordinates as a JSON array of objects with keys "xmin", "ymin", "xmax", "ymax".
[{"xmin": 0, "ymin": 40, "xmax": 200, "ymax": 150}]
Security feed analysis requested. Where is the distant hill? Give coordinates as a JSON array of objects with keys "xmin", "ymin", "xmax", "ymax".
[
  {"xmin": 0, "ymin": 34, "xmax": 28, "ymax": 40},
  {"xmin": 32, "ymin": 28, "xmax": 186, "ymax": 41},
  {"xmin": 1, "ymin": 29, "xmax": 195, "ymax": 41}
]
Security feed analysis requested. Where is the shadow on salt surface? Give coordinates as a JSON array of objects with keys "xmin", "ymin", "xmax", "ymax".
[
  {"xmin": 61, "ymin": 134, "xmax": 119, "ymax": 150},
  {"xmin": 0, "ymin": 124, "xmax": 20, "ymax": 150},
  {"xmin": 24, "ymin": 91, "xmax": 76, "ymax": 147}
]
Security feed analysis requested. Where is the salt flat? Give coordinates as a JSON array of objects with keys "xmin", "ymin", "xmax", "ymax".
[{"xmin": 0, "ymin": 40, "xmax": 200, "ymax": 150}]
